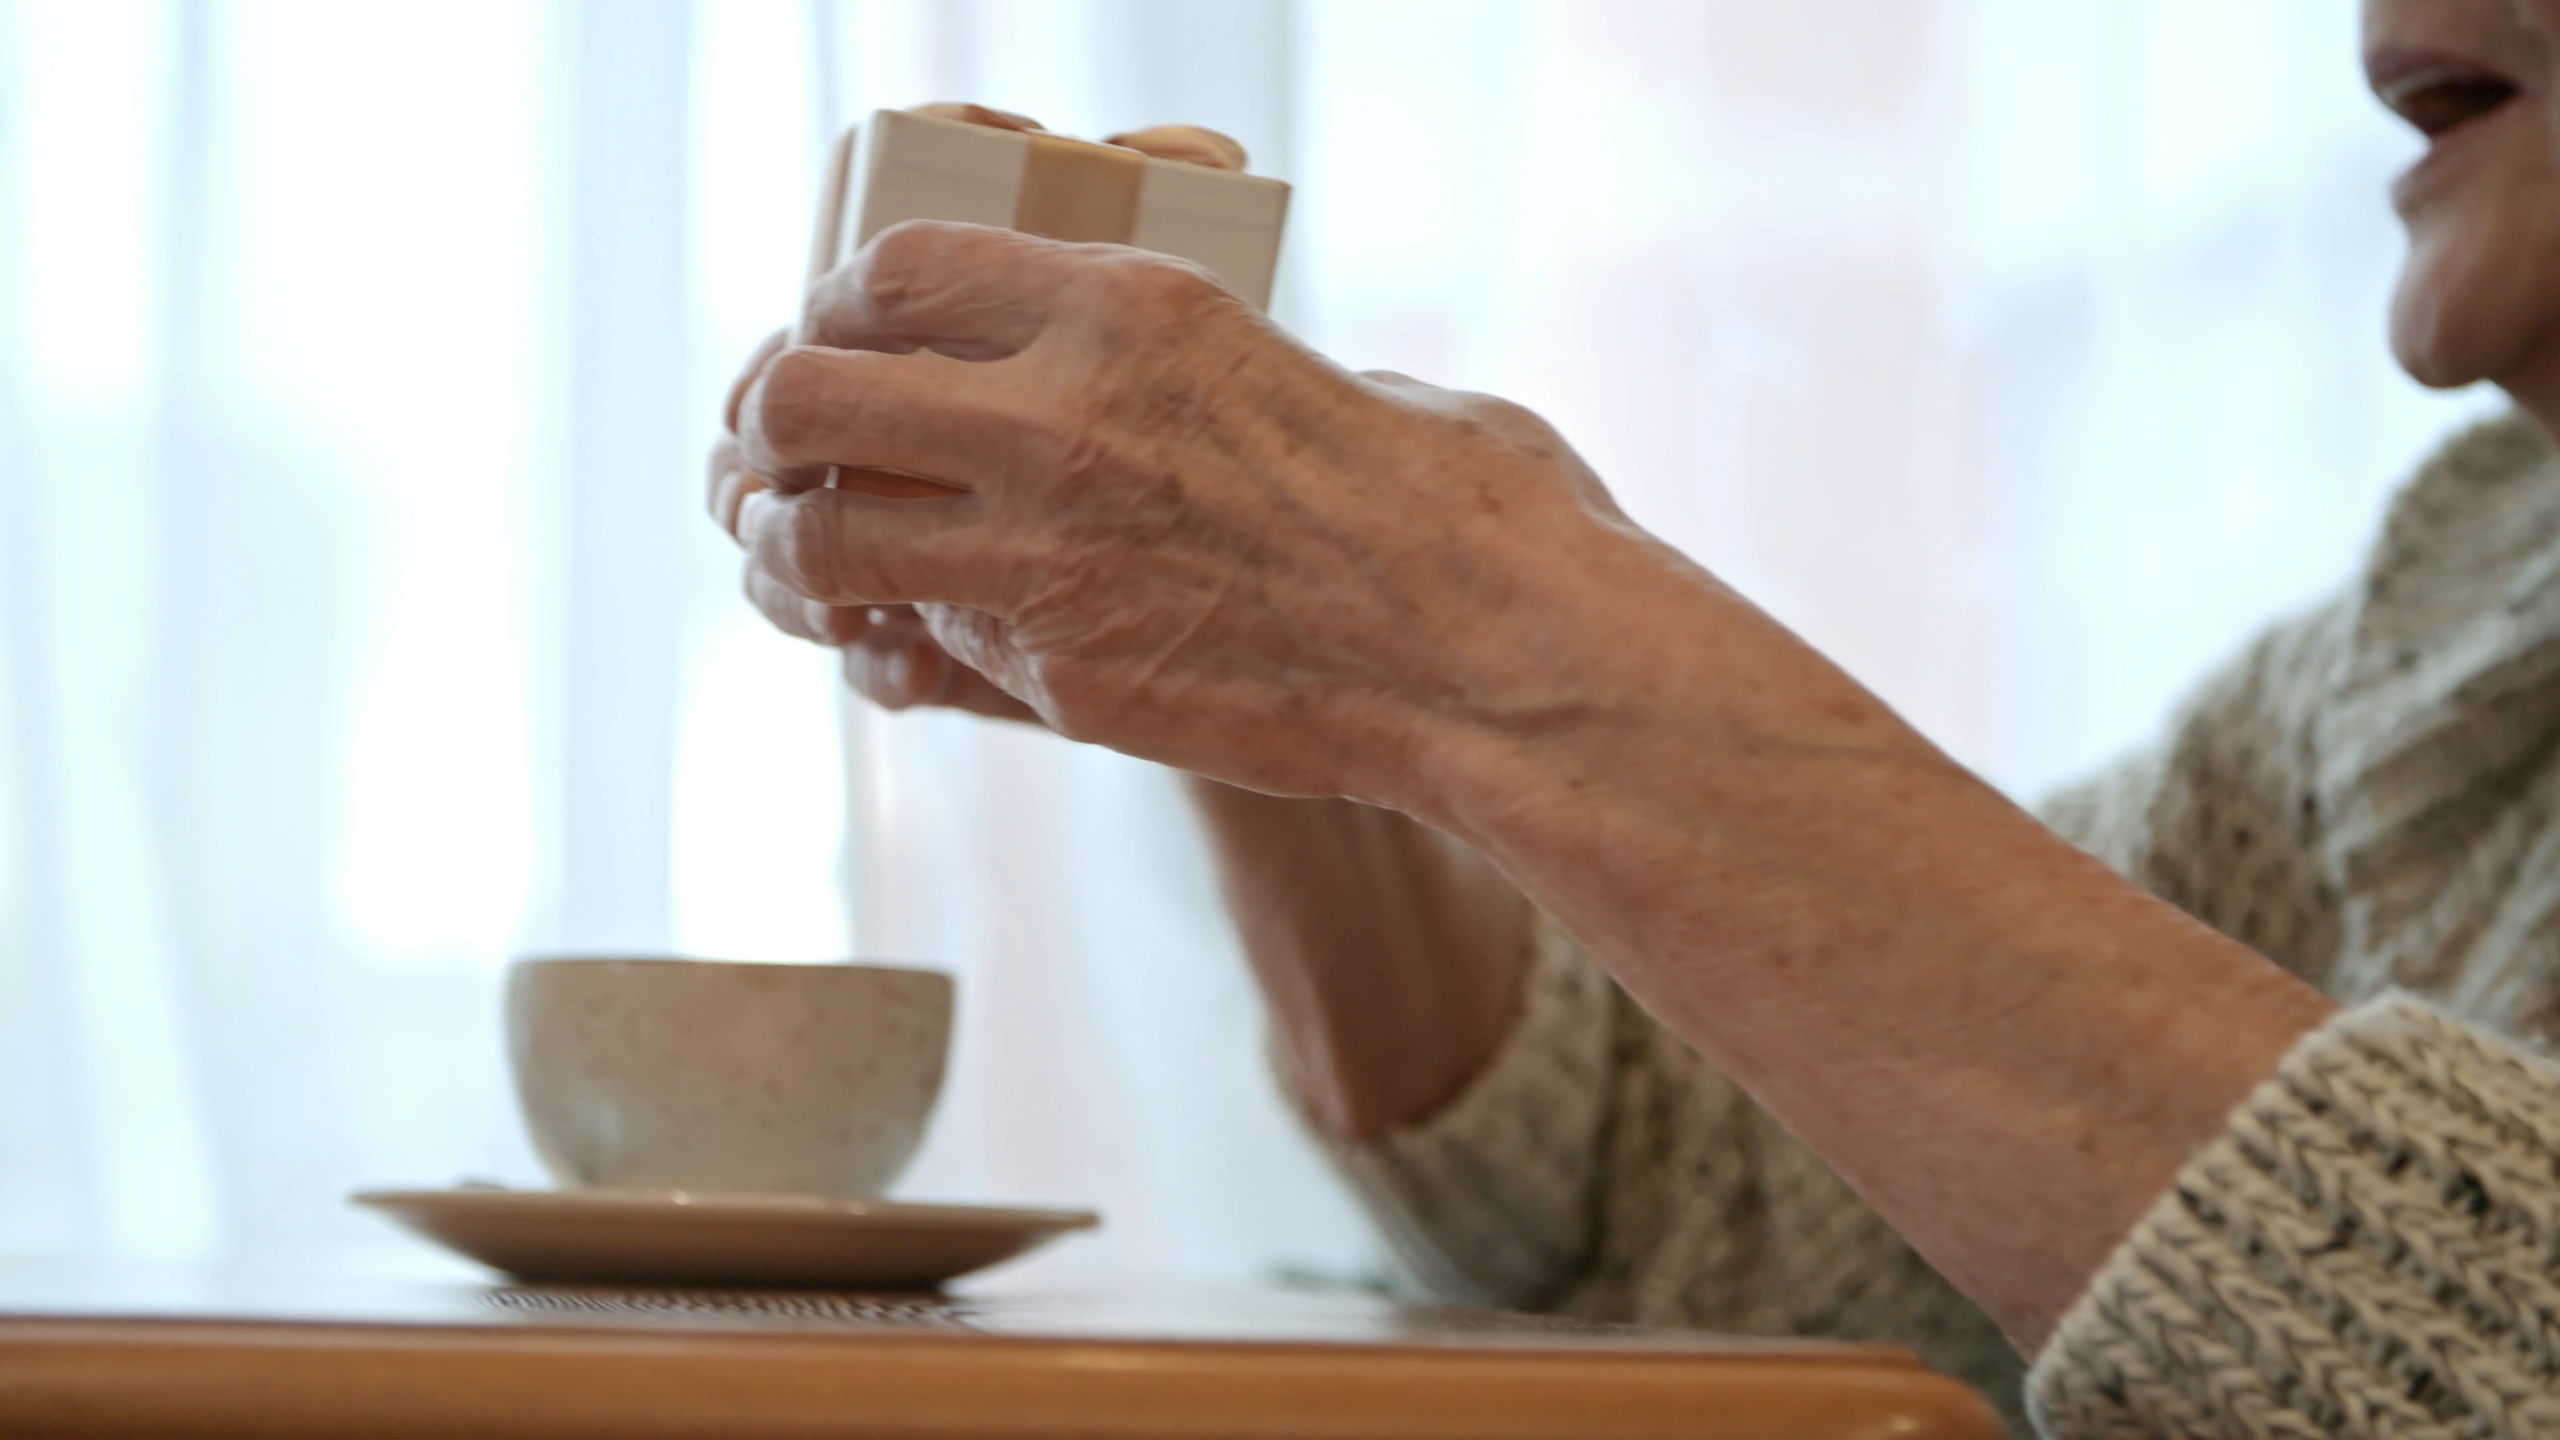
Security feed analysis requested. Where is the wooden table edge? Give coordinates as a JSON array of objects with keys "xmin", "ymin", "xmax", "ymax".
[{"xmin": 0, "ymin": 1315, "xmax": 2007, "ymax": 1439}]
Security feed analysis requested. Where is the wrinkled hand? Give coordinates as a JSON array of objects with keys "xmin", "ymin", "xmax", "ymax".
[
  {"xmin": 712, "ymin": 211, "xmax": 1633, "ymax": 805},
  {"xmin": 711, "ymin": 105, "xmax": 1251, "ymax": 726},
  {"xmin": 711, "ymin": 331, "xmax": 1042, "ymax": 724}
]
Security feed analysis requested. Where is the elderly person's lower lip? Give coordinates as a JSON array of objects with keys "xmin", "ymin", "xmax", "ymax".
[{"xmin": 2389, "ymin": 94, "xmax": 2523, "ymax": 210}]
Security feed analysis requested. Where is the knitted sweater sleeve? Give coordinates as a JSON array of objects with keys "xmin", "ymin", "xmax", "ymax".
[{"xmin": 2029, "ymin": 995, "xmax": 2560, "ymax": 1439}]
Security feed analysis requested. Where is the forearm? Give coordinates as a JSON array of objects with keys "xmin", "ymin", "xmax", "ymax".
[
  {"xmin": 1182, "ymin": 776, "xmax": 1531, "ymax": 1142},
  {"xmin": 1398, "ymin": 522, "xmax": 2339, "ymax": 1352}
]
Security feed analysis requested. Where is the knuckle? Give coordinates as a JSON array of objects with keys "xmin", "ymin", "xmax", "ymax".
[
  {"xmin": 1141, "ymin": 255, "xmax": 1225, "ymax": 311},
  {"xmin": 772, "ymin": 502, "xmax": 842, "ymax": 596},
  {"xmin": 1453, "ymin": 389, "xmax": 1561, "ymax": 448},
  {"xmin": 862, "ymin": 219, "xmax": 964, "ymax": 303},
  {"xmin": 725, "ymin": 329, "xmax": 788, "ymax": 430},
  {"xmin": 797, "ymin": 276, "xmax": 840, "ymax": 338},
  {"xmin": 1091, "ymin": 249, "xmax": 1225, "ymax": 321},
  {"xmin": 921, "ymin": 603, "xmax": 994, "ymax": 667}
]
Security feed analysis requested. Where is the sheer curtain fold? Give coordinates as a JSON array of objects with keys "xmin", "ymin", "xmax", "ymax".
[{"xmin": 0, "ymin": 0, "xmax": 2491, "ymax": 1283}]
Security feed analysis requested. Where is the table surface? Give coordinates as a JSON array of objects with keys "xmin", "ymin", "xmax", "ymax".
[{"xmin": 0, "ymin": 1258, "xmax": 2004, "ymax": 1439}]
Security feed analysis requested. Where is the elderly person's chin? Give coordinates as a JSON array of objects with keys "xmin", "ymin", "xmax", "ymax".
[
  {"xmin": 2390, "ymin": 164, "xmax": 2560, "ymax": 409},
  {"xmin": 2378, "ymin": 3, "xmax": 2560, "ymax": 418}
]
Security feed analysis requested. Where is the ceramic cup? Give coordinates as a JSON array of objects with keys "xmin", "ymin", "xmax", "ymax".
[{"xmin": 505, "ymin": 957, "xmax": 953, "ymax": 1199}]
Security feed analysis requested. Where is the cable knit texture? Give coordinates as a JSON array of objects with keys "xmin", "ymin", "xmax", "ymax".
[
  {"xmin": 1322, "ymin": 411, "xmax": 2560, "ymax": 1438},
  {"xmin": 2031, "ymin": 995, "xmax": 2560, "ymax": 1438}
]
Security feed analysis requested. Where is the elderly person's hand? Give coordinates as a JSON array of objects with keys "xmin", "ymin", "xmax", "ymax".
[
  {"xmin": 710, "ymin": 332, "xmax": 1042, "ymax": 726},
  {"xmin": 720, "ymin": 219, "xmax": 1632, "ymax": 805},
  {"xmin": 710, "ymin": 107, "xmax": 1545, "ymax": 1148},
  {"xmin": 710, "ymin": 105, "xmax": 1249, "ymax": 727}
]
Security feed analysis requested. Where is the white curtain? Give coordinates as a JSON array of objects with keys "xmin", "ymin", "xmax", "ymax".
[{"xmin": 0, "ymin": 0, "xmax": 2490, "ymax": 1285}]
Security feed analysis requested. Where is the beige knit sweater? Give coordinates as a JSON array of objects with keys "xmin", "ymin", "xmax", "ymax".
[{"xmin": 1330, "ymin": 411, "xmax": 2560, "ymax": 1438}]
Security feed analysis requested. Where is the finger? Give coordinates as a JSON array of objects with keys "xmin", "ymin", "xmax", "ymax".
[
  {"xmin": 741, "ymin": 484, "xmax": 999, "ymax": 610},
  {"xmin": 745, "ymin": 560, "xmax": 871, "ymax": 646},
  {"xmin": 1103, "ymin": 124, "xmax": 1247, "ymax": 171},
  {"xmin": 802, "ymin": 220, "xmax": 1079, "ymax": 359},
  {"xmin": 909, "ymin": 102, "xmax": 1046, "ymax": 133},
  {"xmin": 713, "ymin": 468, "xmax": 770, "ymax": 541},
  {"xmin": 844, "ymin": 633, "xmax": 929, "ymax": 708},
  {"xmin": 844, "ymin": 619, "xmax": 1044, "ymax": 723},
  {"xmin": 917, "ymin": 603, "xmax": 1035, "ymax": 707},
  {"xmin": 724, "ymin": 328, "xmax": 792, "ymax": 434},
  {"xmin": 737, "ymin": 344, "xmax": 1047, "ymax": 494},
  {"xmin": 936, "ymin": 663, "xmax": 1044, "ymax": 723},
  {"xmin": 706, "ymin": 430, "xmax": 738, "ymax": 512},
  {"xmin": 706, "ymin": 434, "xmax": 774, "ymax": 539},
  {"xmin": 835, "ymin": 607, "xmax": 940, "ymax": 706}
]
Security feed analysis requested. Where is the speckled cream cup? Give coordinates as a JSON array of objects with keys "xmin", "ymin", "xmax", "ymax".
[{"xmin": 505, "ymin": 958, "xmax": 952, "ymax": 1199}]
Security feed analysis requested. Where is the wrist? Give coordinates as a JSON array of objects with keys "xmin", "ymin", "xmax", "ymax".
[{"xmin": 1389, "ymin": 513, "xmax": 1927, "ymax": 880}]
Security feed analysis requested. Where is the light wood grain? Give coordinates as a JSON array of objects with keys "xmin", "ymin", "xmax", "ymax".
[
  {"xmin": 0, "ymin": 1261, "xmax": 2003, "ymax": 1439},
  {"xmin": 0, "ymin": 1319, "xmax": 1999, "ymax": 1440}
]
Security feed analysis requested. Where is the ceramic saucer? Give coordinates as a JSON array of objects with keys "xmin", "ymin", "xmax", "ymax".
[{"xmin": 351, "ymin": 1184, "xmax": 1099, "ymax": 1289}]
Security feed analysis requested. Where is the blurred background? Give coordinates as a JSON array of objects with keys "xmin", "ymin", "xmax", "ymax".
[{"xmin": 0, "ymin": 0, "xmax": 2494, "ymax": 1284}]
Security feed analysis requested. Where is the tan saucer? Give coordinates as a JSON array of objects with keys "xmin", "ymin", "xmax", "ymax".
[{"xmin": 352, "ymin": 1185, "xmax": 1098, "ymax": 1289}]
